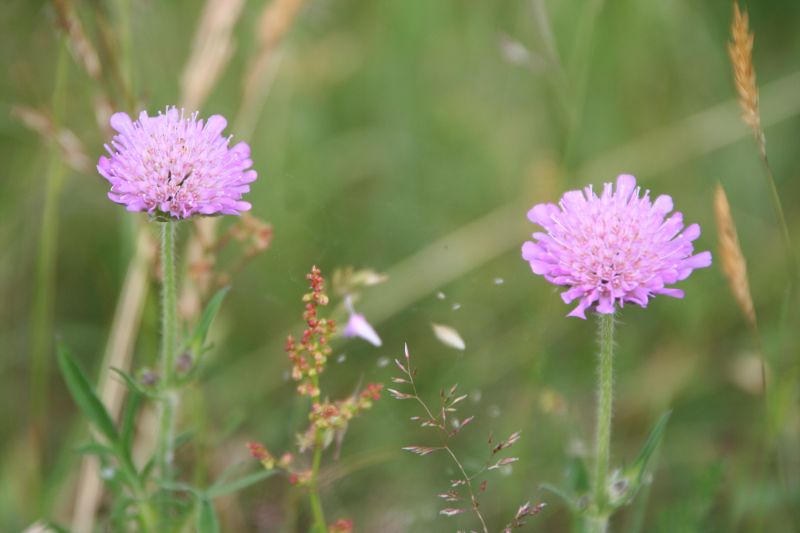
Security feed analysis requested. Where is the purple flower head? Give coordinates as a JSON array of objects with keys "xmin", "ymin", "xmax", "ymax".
[
  {"xmin": 98, "ymin": 107, "xmax": 256, "ymax": 219},
  {"xmin": 342, "ymin": 297, "xmax": 382, "ymax": 347},
  {"xmin": 522, "ymin": 174, "xmax": 712, "ymax": 319}
]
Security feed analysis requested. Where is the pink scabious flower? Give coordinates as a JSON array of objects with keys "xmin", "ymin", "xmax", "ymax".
[
  {"xmin": 97, "ymin": 107, "xmax": 256, "ymax": 219},
  {"xmin": 522, "ymin": 174, "xmax": 712, "ymax": 319}
]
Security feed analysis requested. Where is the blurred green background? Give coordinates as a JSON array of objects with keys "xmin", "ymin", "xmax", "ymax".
[{"xmin": 1, "ymin": 0, "xmax": 800, "ymax": 531}]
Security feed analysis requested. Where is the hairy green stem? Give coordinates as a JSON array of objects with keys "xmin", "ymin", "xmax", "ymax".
[
  {"xmin": 590, "ymin": 313, "xmax": 615, "ymax": 533},
  {"xmin": 157, "ymin": 221, "xmax": 179, "ymax": 483}
]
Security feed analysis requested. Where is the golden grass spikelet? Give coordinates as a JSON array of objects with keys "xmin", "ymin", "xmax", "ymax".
[
  {"xmin": 714, "ymin": 183, "xmax": 756, "ymax": 328},
  {"xmin": 728, "ymin": 2, "xmax": 765, "ymax": 152}
]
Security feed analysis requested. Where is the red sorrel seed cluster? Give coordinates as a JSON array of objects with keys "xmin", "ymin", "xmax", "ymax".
[
  {"xmin": 285, "ymin": 266, "xmax": 336, "ymax": 397},
  {"xmin": 309, "ymin": 383, "xmax": 384, "ymax": 432}
]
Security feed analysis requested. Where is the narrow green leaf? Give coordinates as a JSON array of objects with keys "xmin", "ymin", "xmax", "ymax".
[
  {"xmin": 174, "ymin": 429, "xmax": 197, "ymax": 450},
  {"xmin": 566, "ymin": 453, "xmax": 590, "ymax": 495},
  {"xmin": 109, "ymin": 494, "xmax": 138, "ymax": 526},
  {"xmin": 110, "ymin": 367, "xmax": 157, "ymax": 398},
  {"xmin": 74, "ymin": 442, "xmax": 116, "ymax": 458},
  {"xmin": 206, "ymin": 469, "xmax": 276, "ymax": 499},
  {"xmin": 208, "ymin": 460, "xmax": 249, "ymax": 489},
  {"xmin": 196, "ymin": 497, "xmax": 220, "ymax": 533},
  {"xmin": 57, "ymin": 344, "xmax": 119, "ymax": 444},
  {"xmin": 120, "ymin": 388, "xmax": 143, "ymax": 460},
  {"xmin": 43, "ymin": 521, "xmax": 74, "ymax": 533},
  {"xmin": 540, "ymin": 482, "xmax": 580, "ymax": 513},
  {"xmin": 186, "ymin": 287, "xmax": 229, "ymax": 354},
  {"xmin": 140, "ymin": 457, "xmax": 156, "ymax": 481},
  {"xmin": 627, "ymin": 410, "xmax": 672, "ymax": 486},
  {"xmin": 159, "ymin": 480, "xmax": 197, "ymax": 494}
]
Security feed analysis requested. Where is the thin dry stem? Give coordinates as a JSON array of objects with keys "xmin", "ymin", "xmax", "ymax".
[
  {"xmin": 180, "ymin": 0, "xmax": 306, "ymax": 321},
  {"xmin": 236, "ymin": 0, "xmax": 307, "ymax": 137},
  {"xmin": 714, "ymin": 184, "xmax": 757, "ymax": 329},
  {"xmin": 12, "ymin": 105, "xmax": 92, "ymax": 174},
  {"xmin": 728, "ymin": 2, "xmax": 764, "ymax": 154},
  {"xmin": 52, "ymin": 0, "xmax": 101, "ymax": 80},
  {"xmin": 242, "ymin": 0, "xmax": 306, "ymax": 107},
  {"xmin": 728, "ymin": 3, "xmax": 796, "ymax": 280},
  {"xmin": 180, "ymin": 0, "xmax": 246, "ymax": 112}
]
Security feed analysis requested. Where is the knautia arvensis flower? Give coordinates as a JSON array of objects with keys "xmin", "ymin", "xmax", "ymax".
[
  {"xmin": 522, "ymin": 174, "xmax": 712, "ymax": 318},
  {"xmin": 98, "ymin": 106, "xmax": 256, "ymax": 219}
]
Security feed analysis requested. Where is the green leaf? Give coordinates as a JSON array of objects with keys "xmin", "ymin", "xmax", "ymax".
[
  {"xmin": 159, "ymin": 480, "xmax": 197, "ymax": 494},
  {"xmin": 540, "ymin": 482, "xmax": 580, "ymax": 513},
  {"xmin": 120, "ymin": 387, "xmax": 143, "ymax": 460},
  {"xmin": 174, "ymin": 429, "xmax": 197, "ymax": 450},
  {"xmin": 109, "ymin": 494, "xmax": 138, "ymax": 527},
  {"xmin": 206, "ymin": 468, "xmax": 276, "ymax": 499},
  {"xmin": 110, "ymin": 367, "xmax": 157, "ymax": 398},
  {"xmin": 208, "ymin": 460, "xmax": 249, "ymax": 489},
  {"xmin": 627, "ymin": 410, "xmax": 672, "ymax": 487},
  {"xmin": 57, "ymin": 344, "xmax": 119, "ymax": 444},
  {"xmin": 74, "ymin": 442, "xmax": 116, "ymax": 458},
  {"xmin": 42, "ymin": 521, "xmax": 74, "ymax": 533},
  {"xmin": 196, "ymin": 497, "xmax": 220, "ymax": 533},
  {"xmin": 566, "ymin": 452, "xmax": 590, "ymax": 495},
  {"xmin": 140, "ymin": 457, "xmax": 156, "ymax": 481},
  {"xmin": 185, "ymin": 287, "xmax": 229, "ymax": 355}
]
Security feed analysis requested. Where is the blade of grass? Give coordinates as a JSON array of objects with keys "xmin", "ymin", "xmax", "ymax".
[{"xmin": 28, "ymin": 40, "xmax": 70, "ymax": 515}]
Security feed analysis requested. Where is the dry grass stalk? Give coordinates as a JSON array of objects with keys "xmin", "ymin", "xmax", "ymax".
[
  {"xmin": 12, "ymin": 105, "xmax": 92, "ymax": 174},
  {"xmin": 236, "ymin": 0, "xmax": 307, "ymax": 137},
  {"xmin": 181, "ymin": 0, "xmax": 307, "ymax": 320},
  {"xmin": 728, "ymin": 2, "xmax": 765, "ymax": 156},
  {"xmin": 51, "ymin": 0, "xmax": 118, "ymax": 131},
  {"xmin": 52, "ymin": 0, "xmax": 101, "ymax": 81},
  {"xmin": 244, "ymin": 0, "xmax": 306, "ymax": 101},
  {"xmin": 714, "ymin": 183, "xmax": 756, "ymax": 329},
  {"xmin": 180, "ymin": 0, "xmax": 246, "ymax": 112}
]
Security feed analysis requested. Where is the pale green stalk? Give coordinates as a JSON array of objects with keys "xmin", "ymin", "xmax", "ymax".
[
  {"xmin": 157, "ymin": 221, "xmax": 179, "ymax": 483},
  {"xmin": 590, "ymin": 313, "xmax": 615, "ymax": 533},
  {"xmin": 308, "ymin": 373, "xmax": 327, "ymax": 533},
  {"xmin": 30, "ymin": 40, "xmax": 69, "ymax": 501}
]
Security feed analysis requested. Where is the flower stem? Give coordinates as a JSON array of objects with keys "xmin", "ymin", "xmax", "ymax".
[
  {"xmin": 157, "ymin": 220, "xmax": 179, "ymax": 483},
  {"xmin": 308, "ymin": 374, "xmax": 327, "ymax": 532},
  {"xmin": 309, "ymin": 435, "xmax": 327, "ymax": 532},
  {"xmin": 591, "ymin": 313, "xmax": 615, "ymax": 532}
]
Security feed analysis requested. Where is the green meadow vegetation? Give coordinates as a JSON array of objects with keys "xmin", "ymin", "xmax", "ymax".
[{"xmin": 1, "ymin": 0, "xmax": 799, "ymax": 531}]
